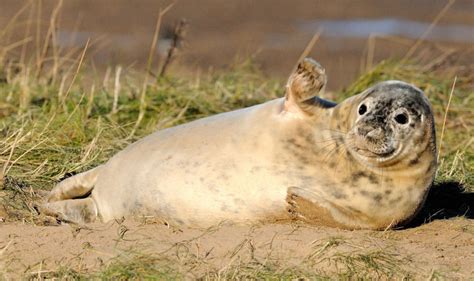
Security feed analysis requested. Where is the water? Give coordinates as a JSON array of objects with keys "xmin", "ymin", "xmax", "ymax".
[
  {"xmin": 59, "ymin": 19, "xmax": 474, "ymax": 53},
  {"xmin": 299, "ymin": 18, "xmax": 474, "ymax": 43}
]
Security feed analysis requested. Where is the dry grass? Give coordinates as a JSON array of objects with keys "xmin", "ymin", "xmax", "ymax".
[{"xmin": 19, "ymin": 234, "xmax": 413, "ymax": 280}]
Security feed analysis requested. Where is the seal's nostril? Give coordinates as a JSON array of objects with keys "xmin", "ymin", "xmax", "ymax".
[
  {"xmin": 358, "ymin": 126, "xmax": 383, "ymax": 139},
  {"xmin": 366, "ymin": 128, "xmax": 383, "ymax": 139}
]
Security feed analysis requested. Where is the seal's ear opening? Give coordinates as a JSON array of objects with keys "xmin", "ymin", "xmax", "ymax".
[{"xmin": 284, "ymin": 58, "xmax": 328, "ymax": 115}]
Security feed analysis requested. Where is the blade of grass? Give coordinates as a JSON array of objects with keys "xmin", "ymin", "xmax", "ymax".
[
  {"xmin": 130, "ymin": 2, "xmax": 175, "ymax": 138},
  {"xmin": 438, "ymin": 76, "xmax": 457, "ymax": 163}
]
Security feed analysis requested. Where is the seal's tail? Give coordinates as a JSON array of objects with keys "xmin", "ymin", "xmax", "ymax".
[{"xmin": 39, "ymin": 166, "xmax": 103, "ymax": 224}]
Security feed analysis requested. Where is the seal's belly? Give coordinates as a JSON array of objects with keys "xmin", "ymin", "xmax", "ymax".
[{"xmin": 94, "ymin": 151, "xmax": 288, "ymax": 226}]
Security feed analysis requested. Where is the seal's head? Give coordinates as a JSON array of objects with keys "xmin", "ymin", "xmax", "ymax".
[{"xmin": 346, "ymin": 80, "xmax": 436, "ymax": 166}]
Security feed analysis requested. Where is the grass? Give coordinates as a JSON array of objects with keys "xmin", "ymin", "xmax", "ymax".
[
  {"xmin": 21, "ymin": 245, "xmax": 412, "ymax": 280},
  {"xmin": 33, "ymin": 255, "xmax": 310, "ymax": 280}
]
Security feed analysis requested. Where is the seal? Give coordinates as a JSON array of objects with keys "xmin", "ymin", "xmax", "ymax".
[{"xmin": 42, "ymin": 58, "xmax": 437, "ymax": 229}]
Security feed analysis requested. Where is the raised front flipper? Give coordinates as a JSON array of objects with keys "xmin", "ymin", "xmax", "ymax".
[{"xmin": 284, "ymin": 58, "xmax": 334, "ymax": 115}]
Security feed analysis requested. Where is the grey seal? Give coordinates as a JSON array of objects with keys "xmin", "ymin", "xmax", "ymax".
[{"xmin": 42, "ymin": 58, "xmax": 437, "ymax": 229}]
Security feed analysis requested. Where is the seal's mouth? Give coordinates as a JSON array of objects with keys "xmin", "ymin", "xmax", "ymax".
[
  {"xmin": 350, "ymin": 142, "xmax": 404, "ymax": 165},
  {"xmin": 354, "ymin": 146, "xmax": 396, "ymax": 158},
  {"xmin": 350, "ymin": 132, "xmax": 398, "ymax": 160}
]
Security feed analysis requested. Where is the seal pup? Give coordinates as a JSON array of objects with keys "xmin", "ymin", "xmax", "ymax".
[{"xmin": 42, "ymin": 58, "xmax": 437, "ymax": 229}]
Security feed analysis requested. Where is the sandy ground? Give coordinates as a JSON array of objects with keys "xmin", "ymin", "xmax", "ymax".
[{"xmin": 1, "ymin": 217, "xmax": 473, "ymax": 279}]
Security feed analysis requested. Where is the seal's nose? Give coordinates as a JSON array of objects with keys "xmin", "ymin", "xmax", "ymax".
[
  {"xmin": 366, "ymin": 127, "xmax": 383, "ymax": 139},
  {"xmin": 357, "ymin": 126, "xmax": 383, "ymax": 139}
]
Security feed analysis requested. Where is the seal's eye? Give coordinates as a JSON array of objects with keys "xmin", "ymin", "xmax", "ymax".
[
  {"xmin": 358, "ymin": 104, "xmax": 367, "ymax": 115},
  {"xmin": 394, "ymin": 113, "xmax": 408, "ymax": 124}
]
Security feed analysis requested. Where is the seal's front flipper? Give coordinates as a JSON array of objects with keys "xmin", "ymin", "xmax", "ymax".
[
  {"xmin": 41, "ymin": 198, "xmax": 98, "ymax": 224},
  {"xmin": 286, "ymin": 186, "xmax": 340, "ymax": 227},
  {"xmin": 286, "ymin": 186, "xmax": 320, "ymax": 222},
  {"xmin": 284, "ymin": 58, "xmax": 334, "ymax": 115},
  {"xmin": 48, "ymin": 166, "xmax": 102, "ymax": 202}
]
